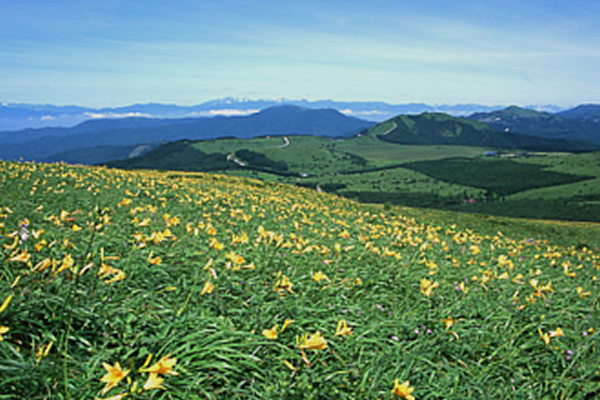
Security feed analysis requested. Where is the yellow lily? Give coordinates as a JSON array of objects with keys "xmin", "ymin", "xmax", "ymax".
[
  {"xmin": 99, "ymin": 362, "xmax": 130, "ymax": 394},
  {"xmin": 391, "ymin": 379, "xmax": 415, "ymax": 400},
  {"xmin": 139, "ymin": 353, "xmax": 178, "ymax": 376},
  {"xmin": 335, "ymin": 320, "xmax": 353, "ymax": 336},
  {"xmin": 142, "ymin": 373, "xmax": 165, "ymax": 391},
  {"xmin": 262, "ymin": 325, "xmax": 279, "ymax": 340},
  {"xmin": 297, "ymin": 331, "xmax": 328, "ymax": 350}
]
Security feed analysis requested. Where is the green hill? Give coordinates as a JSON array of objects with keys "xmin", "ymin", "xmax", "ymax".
[
  {"xmin": 470, "ymin": 106, "xmax": 600, "ymax": 143},
  {"xmin": 558, "ymin": 104, "xmax": 600, "ymax": 121},
  {"xmin": 107, "ymin": 140, "xmax": 235, "ymax": 172},
  {"xmin": 370, "ymin": 112, "xmax": 593, "ymax": 151}
]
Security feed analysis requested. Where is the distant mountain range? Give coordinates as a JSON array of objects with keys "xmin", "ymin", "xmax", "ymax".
[
  {"xmin": 469, "ymin": 105, "xmax": 600, "ymax": 143},
  {"xmin": 369, "ymin": 112, "xmax": 595, "ymax": 151},
  {"xmin": 0, "ymin": 102, "xmax": 598, "ymax": 166},
  {"xmin": 0, "ymin": 97, "xmax": 565, "ymax": 131},
  {"xmin": 558, "ymin": 104, "xmax": 600, "ymax": 121},
  {"xmin": 0, "ymin": 106, "xmax": 373, "ymax": 163}
]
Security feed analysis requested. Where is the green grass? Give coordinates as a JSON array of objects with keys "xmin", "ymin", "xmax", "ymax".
[
  {"xmin": 107, "ymin": 133, "xmax": 600, "ymax": 222},
  {"xmin": 1, "ymin": 160, "xmax": 599, "ymax": 399},
  {"xmin": 335, "ymin": 137, "xmax": 489, "ymax": 166},
  {"xmin": 191, "ymin": 136, "xmax": 368, "ymax": 175},
  {"xmin": 402, "ymin": 157, "xmax": 593, "ymax": 196},
  {"xmin": 511, "ymin": 152, "xmax": 600, "ymax": 200}
]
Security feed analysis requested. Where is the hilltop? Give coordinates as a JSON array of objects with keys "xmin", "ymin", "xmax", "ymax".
[{"xmin": 558, "ymin": 104, "xmax": 600, "ymax": 121}]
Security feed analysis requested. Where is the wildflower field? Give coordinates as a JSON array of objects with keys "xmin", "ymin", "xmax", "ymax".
[{"xmin": 0, "ymin": 160, "xmax": 598, "ymax": 399}]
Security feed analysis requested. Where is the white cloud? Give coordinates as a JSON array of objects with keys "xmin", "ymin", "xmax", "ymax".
[
  {"xmin": 340, "ymin": 109, "xmax": 388, "ymax": 116},
  {"xmin": 190, "ymin": 109, "xmax": 260, "ymax": 117},
  {"xmin": 83, "ymin": 112, "xmax": 151, "ymax": 119}
]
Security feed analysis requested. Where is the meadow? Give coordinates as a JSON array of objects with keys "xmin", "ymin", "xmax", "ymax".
[
  {"xmin": 109, "ymin": 134, "xmax": 600, "ymax": 222},
  {"xmin": 187, "ymin": 137, "xmax": 600, "ymax": 222},
  {"xmin": 1, "ymin": 160, "xmax": 599, "ymax": 399}
]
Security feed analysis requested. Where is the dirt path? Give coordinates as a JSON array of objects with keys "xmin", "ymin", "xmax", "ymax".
[
  {"xmin": 226, "ymin": 153, "xmax": 247, "ymax": 167},
  {"xmin": 381, "ymin": 120, "xmax": 397, "ymax": 136}
]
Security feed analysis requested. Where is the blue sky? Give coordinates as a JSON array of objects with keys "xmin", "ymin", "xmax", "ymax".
[{"xmin": 1, "ymin": 0, "xmax": 599, "ymax": 107}]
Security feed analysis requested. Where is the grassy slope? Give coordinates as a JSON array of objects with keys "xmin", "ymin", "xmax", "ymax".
[
  {"xmin": 1, "ymin": 161, "xmax": 599, "ymax": 400},
  {"xmin": 106, "ymin": 131, "xmax": 600, "ymax": 222},
  {"xmin": 511, "ymin": 152, "xmax": 600, "ymax": 200},
  {"xmin": 436, "ymin": 153, "xmax": 600, "ymax": 222},
  {"xmin": 335, "ymin": 136, "xmax": 489, "ymax": 167},
  {"xmin": 372, "ymin": 113, "xmax": 592, "ymax": 151}
]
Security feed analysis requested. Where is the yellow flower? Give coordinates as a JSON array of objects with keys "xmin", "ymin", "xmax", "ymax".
[
  {"xmin": 354, "ymin": 277, "xmax": 362, "ymax": 285},
  {"xmin": 226, "ymin": 251, "xmax": 245, "ymax": 264},
  {"xmin": 209, "ymin": 237, "xmax": 224, "ymax": 250},
  {"xmin": 281, "ymin": 319, "xmax": 295, "ymax": 333},
  {"xmin": 549, "ymin": 327, "xmax": 564, "ymax": 338},
  {"xmin": 273, "ymin": 273, "xmax": 294, "ymax": 295},
  {"xmin": 140, "ymin": 354, "xmax": 178, "ymax": 376},
  {"xmin": 147, "ymin": 253, "xmax": 162, "ymax": 266},
  {"xmin": 262, "ymin": 325, "xmax": 279, "ymax": 340},
  {"xmin": 95, "ymin": 393, "xmax": 128, "ymax": 400},
  {"xmin": 391, "ymin": 379, "xmax": 415, "ymax": 400},
  {"xmin": 497, "ymin": 272, "xmax": 510, "ymax": 280},
  {"xmin": 99, "ymin": 362, "xmax": 130, "ymax": 394},
  {"xmin": 143, "ymin": 373, "xmax": 165, "ymax": 391},
  {"xmin": 136, "ymin": 218, "xmax": 151, "ymax": 227},
  {"xmin": 54, "ymin": 253, "xmax": 75, "ymax": 275},
  {"xmin": 512, "ymin": 273, "xmax": 524, "ymax": 284},
  {"xmin": 36, "ymin": 342, "xmax": 53, "ymax": 362},
  {"xmin": 8, "ymin": 249, "xmax": 30, "ymax": 264},
  {"xmin": 440, "ymin": 317, "xmax": 456, "ymax": 330},
  {"xmin": 0, "ymin": 326, "xmax": 9, "ymax": 341},
  {"xmin": 297, "ymin": 331, "xmax": 328, "ymax": 350},
  {"xmin": 577, "ymin": 287, "xmax": 591, "ymax": 299},
  {"xmin": 538, "ymin": 329, "xmax": 551, "ymax": 345},
  {"xmin": 312, "ymin": 271, "xmax": 330, "ymax": 282},
  {"xmin": 0, "ymin": 294, "xmax": 13, "ymax": 313},
  {"xmin": 283, "ymin": 360, "xmax": 296, "ymax": 371},
  {"xmin": 104, "ymin": 270, "xmax": 126, "ymax": 285},
  {"xmin": 10, "ymin": 275, "xmax": 20, "ymax": 288},
  {"xmin": 420, "ymin": 278, "xmax": 439, "ymax": 297},
  {"xmin": 34, "ymin": 239, "xmax": 47, "ymax": 252},
  {"xmin": 200, "ymin": 280, "xmax": 215, "ymax": 295},
  {"xmin": 3, "ymin": 236, "xmax": 18, "ymax": 250},
  {"xmin": 530, "ymin": 279, "xmax": 553, "ymax": 297},
  {"xmin": 335, "ymin": 320, "xmax": 352, "ymax": 336},
  {"xmin": 32, "ymin": 258, "xmax": 52, "ymax": 272},
  {"xmin": 539, "ymin": 281, "xmax": 554, "ymax": 293},
  {"xmin": 206, "ymin": 224, "xmax": 217, "ymax": 236}
]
